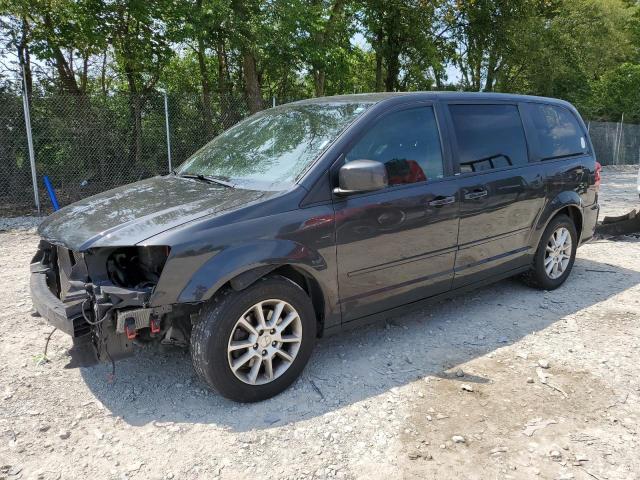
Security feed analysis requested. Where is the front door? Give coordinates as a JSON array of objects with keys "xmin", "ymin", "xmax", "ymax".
[
  {"xmin": 333, "ymin": 104, "xmax": 459, "ymax": 322},
  {"xmin": 445, "ymin": 103, "xmax": 546, "ymax": 288}
]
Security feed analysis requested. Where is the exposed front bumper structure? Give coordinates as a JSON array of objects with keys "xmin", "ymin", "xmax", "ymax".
[
  {"xmin": 30, "ymin": 267, "xmax": 89, "ymax": 337},
  {"xmin": 30, "ymin": 241, "xmax": 182, "ymax": 367}
]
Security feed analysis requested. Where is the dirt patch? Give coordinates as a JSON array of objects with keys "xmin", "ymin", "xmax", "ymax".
[{"xmin": 399, "ymin": 357, "xmax": 626, "ymax": 479}]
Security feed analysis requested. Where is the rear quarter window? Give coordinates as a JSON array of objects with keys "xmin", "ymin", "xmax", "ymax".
[{"xmin": 525, "ymin": 103, "xmax": 588, "ymax": 160}]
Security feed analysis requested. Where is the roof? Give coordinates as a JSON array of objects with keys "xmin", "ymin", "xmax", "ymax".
[{"xmin": 290, "ymin": 91, "xmax": 574, "ymax": 108}]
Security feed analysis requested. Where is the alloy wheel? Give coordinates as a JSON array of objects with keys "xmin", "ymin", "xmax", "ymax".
[
  {"xmin": 227, "ymin": 299, "xmax": 303, "ymax": 385},
  {"xmin": 544, "ymin": 226, "xmax": 572, "ymax": 279}
]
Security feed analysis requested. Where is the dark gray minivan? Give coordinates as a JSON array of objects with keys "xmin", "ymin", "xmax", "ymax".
[{"xmin": 31, "ymin": 92, "xmax": 600, "ymax": 402}]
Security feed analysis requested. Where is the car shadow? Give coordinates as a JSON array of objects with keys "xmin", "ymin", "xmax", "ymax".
[{"xmin": 80, "ymin": 256, "xmax": 640, "ymax": 432}]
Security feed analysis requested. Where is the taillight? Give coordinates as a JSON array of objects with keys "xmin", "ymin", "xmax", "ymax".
[{"xmin": 595, "ymin": 161, "xmax": 602, "ymax": 191}]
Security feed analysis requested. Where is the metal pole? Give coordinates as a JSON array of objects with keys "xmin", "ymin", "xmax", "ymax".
[
  {"xmin": 619, "ymin": 113, "xmax": 625, "ymax": 164},
  {"xmin": 272, "ymin": 96, "xmax": 276, "ymax": 108},
  {"xmin": 612, "ymin": 120, "xmax": 620, "ymax": 164},
  {"xmin": 163, "ymin": 91, "xmax": 172, "ymax": 172},
  {"xmin": 614, "ymin": 113, "xmax": 624, "ymax": 165},
  {"xmin": 21, "ymin": 64, "xmax": 40, "ymax": 214}
]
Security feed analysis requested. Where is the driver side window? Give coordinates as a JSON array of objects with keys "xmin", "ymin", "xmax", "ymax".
[{"xmin": 344, "ymin": 106, "xmax": 444, "ymax": 186}]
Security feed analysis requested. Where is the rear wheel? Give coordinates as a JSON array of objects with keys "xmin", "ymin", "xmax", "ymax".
[
  {"xmin": 524, "ymin": 214, "xmax": 577, "ymax": 290},
  {"xmin": 190, "ymin": 276, "xmax": 316, "ymax": 402}
]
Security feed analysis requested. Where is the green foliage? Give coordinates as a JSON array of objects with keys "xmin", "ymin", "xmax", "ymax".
[
  {"xmin": 1, "ymin": 0, "xmax": 639, "ymax": 172},
  {"xmin": 2, "ymin": 0, "xmax": 638, "ymax": 116},
  {"xmin": 587, "ymin": 62, "xmax": 640, "ymax": 122},
  {"xmin": 499, "ymin": 0, "xmax": 635, "ymax": 105},
  {"xmin": 361, "ymin": 0, "xmax": 448, "ymax": 91},
  {"xmin": 3, "ymin": 0, "xmax": 640, "ymax": 213}
]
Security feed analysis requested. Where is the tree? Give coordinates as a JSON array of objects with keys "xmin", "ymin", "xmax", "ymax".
[
  {"xmin": 588, "ymin": 62, "xmax": 640, "ymax": 122},
  {"xmin": 445, "ymin": 0, "xmax": 542, "ymax": 92},
  {"xmin": 294, "ymin": 0, "xmax": 354, "ymax": 96},
  {"xmin": 495, "ymin": 0, "xmax": 636, "ymax": 104},
  {"xmin": 106, "ymin": 0, "xmax": 174, "ymax": 168},
  {"xmin": 0, "ymin": 12, "xmax": 33, "ymax": 96},
  {"xmin": 361, "ymin": 0, "xmax": 448, "ymax": 92},
  {"xmin": 1, "ymin": 0, "xmax": 110, "ymax": 96},
  {"xmin": 166, "ymin": 0, "xmax": 234, "ymax": 134}
]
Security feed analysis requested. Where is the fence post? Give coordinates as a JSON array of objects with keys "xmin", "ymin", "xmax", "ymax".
[
  {"xmin": 614, "ymin": 113, "xmax": 624, "ymax": 165},
  {"xmin": 612, "ymin": 121, "xmax": 619, "ymax": 164},
  {"xmin": 162, "ymin": 90, "xmax": 172, "ymax": 173},
  {"xmin": 21, "ymin": 64, "xmax": 40, "ymax": 214}
]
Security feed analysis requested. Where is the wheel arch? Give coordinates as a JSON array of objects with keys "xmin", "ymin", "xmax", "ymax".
[
  {"xmin": 556, "ymin": 205, "xmax": 583, "ymax": 240},
  {"xmin": 532, "ymin": 192, "xmax": 584, "ymax": 251},
  {"xmin": 226, "ymin": 264, "xmax": 327, "ymax": 337},
  {"xmin": 172, "ymin": 239, "xmax": 332, "ymax": 336}
]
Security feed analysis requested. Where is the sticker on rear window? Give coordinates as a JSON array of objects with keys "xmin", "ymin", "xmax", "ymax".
[{"xmin": 580, "ymin": 137, "xmax": 586, "ymax": 149}]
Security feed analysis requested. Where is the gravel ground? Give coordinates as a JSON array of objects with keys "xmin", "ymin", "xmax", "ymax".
[{"xmin": 1, "ymin": 166, "xmax": 639, "ymax": 480}]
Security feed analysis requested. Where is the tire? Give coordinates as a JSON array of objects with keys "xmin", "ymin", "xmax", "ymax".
[
  {"xmin": 190, "ymin": 275, "xmax": 316, "ymax": 402},
  {"xmin": 524, "ymin": 214, "xmax": 578, "ymax": 290}
]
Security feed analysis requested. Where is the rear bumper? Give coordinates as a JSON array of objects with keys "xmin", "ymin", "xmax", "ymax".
[
  {"xmin": 580, "ymin": 202, "xmax": 600, "ymax": 245},
  {"xmin": 30, "ymin": 269, "xmax": 89, "ymax": 337}
]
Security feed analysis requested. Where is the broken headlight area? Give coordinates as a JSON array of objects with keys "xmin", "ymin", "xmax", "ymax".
[
  {"xmin": 32, "ymin": 241, "xmax": 195, "ymax": 368},
  {"xmin": 105, "ymin": 246, "xmax": 170, "ymax": 289}
]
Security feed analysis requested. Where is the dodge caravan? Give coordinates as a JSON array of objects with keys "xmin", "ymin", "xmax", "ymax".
[{"xmin": 31, "ymin": 92, "xmax": 600, "ymax": 402}]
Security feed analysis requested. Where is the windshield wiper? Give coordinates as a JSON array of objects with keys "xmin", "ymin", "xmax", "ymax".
[{"xmin": 179, "ymin": 173, "xmax": 235, "ymax": 189}]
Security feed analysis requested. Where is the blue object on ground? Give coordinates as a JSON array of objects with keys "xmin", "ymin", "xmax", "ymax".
[{"xmin": 43, "ymin": 175, "xmax": 60, "ymax": 211}]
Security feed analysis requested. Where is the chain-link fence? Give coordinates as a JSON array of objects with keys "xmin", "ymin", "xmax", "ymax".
[
  {"xmin": 0, "ymin": 90, "xmax": 277, "ymax": 215},
  {"xmin": 0, "ymin": 92, "xmax": 31, "ymax": 216},
  {"xmin": 588, "ymin": 120, "xmax": 640, "ymax": 166},
  {"xmin": 1, "ymin": 92, "xmax": 639, "ymax": 216}
]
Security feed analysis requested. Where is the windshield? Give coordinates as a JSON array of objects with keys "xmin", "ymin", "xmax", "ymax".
[{"xmin": 176, "ymin": 102, "xmax": 371, "ymax": 190}]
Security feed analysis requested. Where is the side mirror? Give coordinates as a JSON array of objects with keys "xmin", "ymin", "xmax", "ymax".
[{"xmin": 334, "ymin": 159, "xmax": 388, "ymax": 195}]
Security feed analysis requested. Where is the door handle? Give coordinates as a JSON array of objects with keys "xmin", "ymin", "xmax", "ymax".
[
  {"xmin": 464, "ymin": 188, "xmax": 488, "ymax": 200},
  {"xmin": 428, "ymin": 195, "xmax": 456, "ymax": 207}
]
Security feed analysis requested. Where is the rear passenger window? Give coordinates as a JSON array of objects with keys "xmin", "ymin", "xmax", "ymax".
[
  {"xmin": 344, "ymin": 107, "xmax": 444, "ymax": 186},
  {"xmin": 449, "ymin": 104, "xmax": 529, "ymax": 173},
  {"xmin": 526, "ymin": 103, "xmax": 588, "ymax": 159}
]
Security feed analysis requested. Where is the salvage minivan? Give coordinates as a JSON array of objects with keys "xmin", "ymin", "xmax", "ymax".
[{"xmin": 31, "ymin": 92, "xmax": 600, "ymax": 402}]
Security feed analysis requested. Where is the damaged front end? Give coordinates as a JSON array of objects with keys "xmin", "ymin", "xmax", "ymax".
[{"xmin": 30, "ymin": 242, "xmax": 193, "ymax": 368}]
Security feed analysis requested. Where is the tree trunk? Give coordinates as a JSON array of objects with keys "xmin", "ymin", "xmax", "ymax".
[
  {"xmin": 384, "ymin": 34, "xmax": 400, "ymax": 92},
  {"xmin": 374, "ymin": 31, "xmax": 384, "ymax": 92},
  {"xmin": 100, "ymin": 51, "xmax": 107, "ymax": 96},
  {"xmin": 17, "ymin": 18, "xmax": 32, "ymax": 98},
  {"xmin": 434, "ymin": 67, "xmax": 443, "ymax": 89},
  {"xmin": 484, "ymin": 51, "xmax": 498, "ymax": 92},
  {"xmin": 216, "ymin": 40, "xmax": 235, "ymax": 129},
  {"xmin": 384, "ymin": 58, "xmax": 399, "ymax": 91},
  {"xmin": 53, "ymin": 48, "xmax": 82, "ymax": 95},
  {"xmin": 196, "ymin": 38, "xmax": 215, "ymax": 137},
  {"xmin": 473, "ymin": 56, "xmax": 482, "ymax": 91},
  {"xmin": 216, "ymin": 41, "xmax": 229, "ymax": 97},
  {"xmin": 313, "ymin": 70, "xmax": 326, "ymax": 97},
  {"xmin": 81, "ymin": 53, "xmax": 89, "ymax": 93},
  {"xmin": 309, "ymin": 0, "xmax": 346, "ymax": 97},
  {"xmin": 242, "ymin": 50, "xmax": 262, "ymax": 114},
  {"xmin": 42, "ymin": 13, "xmax": 83, "ymax": 95},
  {"xmin": 125, "ymin": 69, "xmax": 143, "ymax": 176}
]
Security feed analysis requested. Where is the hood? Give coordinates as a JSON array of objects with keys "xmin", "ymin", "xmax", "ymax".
[{"xmin": 38, "ymin": 175, "xmax": 266, "ymax": 251}]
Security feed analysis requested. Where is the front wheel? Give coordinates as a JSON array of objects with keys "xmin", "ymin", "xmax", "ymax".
[
  {"xmin": 524, "ymin": 214, "xmax": 578, "ymax": 290},
  {"xmin": 190, "ymin": 276, "xmax": 316, "ymax": 402}
]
